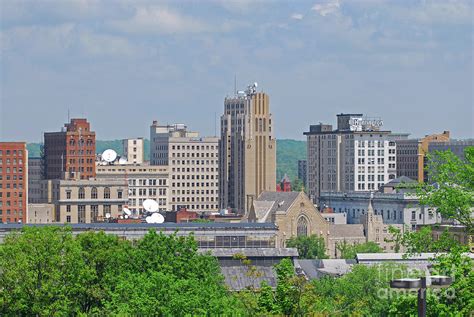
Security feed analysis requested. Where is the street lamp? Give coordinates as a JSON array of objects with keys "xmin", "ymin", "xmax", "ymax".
[{"xmin": 390, "ymin": 275, "xmax": 453, "ymax": 317}]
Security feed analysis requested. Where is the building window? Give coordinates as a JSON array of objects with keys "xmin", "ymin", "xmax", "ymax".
[
  {"xmin": 91, "ymin": 187, "xmax": 98, "ymax": 199},
  {"xmin": 78, "ymin": 205, "xmax": 86, "ymax": 223},
  {"xmin": 66, "ymin": 191, "xmax": 71, "ymax": 199},
  {"xmin": 104, "ymin": 187, "xmax": 110, "ymax": 199},
  {"xmin": 297, "ymin": 216, "xmax": 309, "ymax": 237},
  {"xmin": 118, "ymin": 190, "xmax": 123, "ymax": 199},
  {"xmin": 78, "ymin": 187, "xmax": 85, "ymax": 199}
]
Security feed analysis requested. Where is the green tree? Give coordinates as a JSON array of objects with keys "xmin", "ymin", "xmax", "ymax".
[
  {"xmin": 287, "ymin": 234, "xmax": 328, "ymax": 259},
  {"xmin": 336, "ymin": 241, "xmax": 383, "ymax": 259},
  {"xmin": 292, "ymin": 177, "xmax": 305, "ymax": 192},
  {"xmin": 418, "ymin": 147, "xmax": 474, "ymax": 234},
  {"xmin": 0, "ymin": 226, "xmax": 90, "ymax": 315},
  {"xmin": 387, "ymin": 225, "xmax": 459, "ymax": 255}
]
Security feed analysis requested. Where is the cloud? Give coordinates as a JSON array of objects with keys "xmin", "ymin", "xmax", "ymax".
[
  {"xmin": 109, "ymin": 6, "xmax": 209, "ymax": 34},
  {"xmin": 312, "ymin": 0, "xmax": 340, "ymax": 17},
  {"xmin": 407, "ymin": 0, "xmax": 473, "ymax": 25},
  {"xmin": 291, "ymin": 13, "xmax": 304, "ymax": 20}
]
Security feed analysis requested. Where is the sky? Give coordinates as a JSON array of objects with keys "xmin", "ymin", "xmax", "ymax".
[{"xmin": 1, "ymin": 0, "xmax": 473, "ymax": 142}]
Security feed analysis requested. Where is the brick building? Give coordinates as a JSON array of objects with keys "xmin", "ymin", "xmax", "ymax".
[
  {"xmin": 44, "ymin": 118, "xmax": 96, "ymax": 180},
  {"xmin": 0, "ymin": 142, "xmax": 28, "ymax": 223}
]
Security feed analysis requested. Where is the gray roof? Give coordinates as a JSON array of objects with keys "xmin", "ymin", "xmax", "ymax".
[
  {"xmin": 253, "ymin": 191, "xmax": 300, "ymax": 221},
  {"xmin": 356, "ymin": 252, "xmax": 474, "ymax": 261},
  {"xmin": 385, "ymin": 176, "xmax": 416, "ymax": 186},
  {"xmin": 199, "ymin": 248, "xmax": 298, "ymax": 258},
  {"xmin": 329, "ymin": 224, "xmax": 365, "ymax": 238},
  {"xmin": 295, "ymin": 259, "xmax": 356, "ymax": 279},
  {"xmin": 221, "ymin": 266, "xmax": 277, "ymax": 290}
]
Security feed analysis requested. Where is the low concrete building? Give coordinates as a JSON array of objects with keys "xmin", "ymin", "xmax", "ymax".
[
  {"xmin": 27, "ymin": 203, "xmax": 55, "ymax": 223},
  {"xmin": 96, "ymin": 164, "xmax": 169, "ymax": 213},
  {"xmin": 38, "ymin": 177, "xmax": 128, "ymax": 223},
  {"xmin": 320, "ymin": 177, "xmax": 441, "ymax": 231}
]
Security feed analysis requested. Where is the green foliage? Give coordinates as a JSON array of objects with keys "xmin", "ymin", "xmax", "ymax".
[
  {"xmin": 287, "ymin": 234, "xmax": 328, "ymax": 259},
  {"xmin": 276, "ymin": 139, "xmax": 306, "ymax": 181},
  {"xmin": 387, "ymin": 225, "xmax": 459, "ymax": 255},
  {"xmin": 418, "ymin": 147, "xmax": 474, "ymax": 233},
  {"xmin": 0, "ymin": 226, "xmax": 238, "ymax": 315},
  {"xmin": 336, "ymin": 241, "xmax": 383, "ymax": 259},
  {"xmin": 291, "ymin": 177, "xmax": 305, "ymax": 192}
]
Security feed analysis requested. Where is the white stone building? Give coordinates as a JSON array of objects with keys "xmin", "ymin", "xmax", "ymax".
[{"xmin": 150, "ymin": 122, "xmax": 219, "ymax": 212}]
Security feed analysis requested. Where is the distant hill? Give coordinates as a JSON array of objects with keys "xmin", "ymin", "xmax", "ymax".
[{"xmin": 27, "ymin": 139, "xmax": 306, "ymax": 182}]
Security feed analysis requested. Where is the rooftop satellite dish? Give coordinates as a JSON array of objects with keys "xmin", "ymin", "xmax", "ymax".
[
  {"xmin": 105, "ymin": 213, "xmax": 111, "ymax": 219},
  {"xmin": 119, "ymin": 215, "xmax": 123, "ymax": 219},
  {"xmin": 123, "ymin": 207, "xmax": 131, "ymax": 216},
  {"xmin": 253, "ymin": 82, "xmax": 258, "ymax": 88},
  {"xmin": 143, "ymin": 199, "xmax": 159, "ymax": 212},
  {"xmin": 118, "ymin": 157, "xmax": 128, "ymax": 165},
  {"xmin": 146, "ymin": 212, "xmax": 164, "ymax": 224},
  {"xmin": 124, "ymin": 214, "xmax": 129, "ymax": 219},
  {"xmin": 102, "ymin": 149, "xmax": 117, "ymax": 163}
]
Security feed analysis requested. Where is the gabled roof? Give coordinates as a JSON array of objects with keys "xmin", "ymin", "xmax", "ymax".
[{"xmin": 253, "ymin": 191, "xmax": 301, "ymax": 222}]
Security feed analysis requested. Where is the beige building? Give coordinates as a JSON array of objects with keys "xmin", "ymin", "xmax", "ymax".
[
  {"xmin": 220, "ymin": 83, "xmax": 276, "ymax": 214},
  {"xmin": 96, "ymin": 164, "xmax": 169, "ymax": 213},
  {"xmin": 27, "ymin": 203, "xmax": 55, "ymax": 223},
  {"xmin": 396, "ymin": 131, "xmax": 450, "ymax": 182},
  {"xmin": 123, "ymin": 138, "xmax": 144, "ymax": 164},
  {"xmin": 150, "ymin": 122, "xmax": 219, "ymax": 212},
  {"xmin": 38, "ymin": 177, "xmax": 128, "ymax": 223}
]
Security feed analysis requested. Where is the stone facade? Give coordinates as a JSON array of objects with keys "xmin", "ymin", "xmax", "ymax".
[
  {"xmin": 38, "ymin": 177, "xmax": 128, "ymax": 223},
  {"xmin": 219, "ymin": 83, "xmax": 276, "ymax": 214},
  {"xmin": 27, "ymin": 203, "xmax": 55, "ymax": 223},
  {"xmin": 96, "ymin": 164, "xmax": 169, "ymax": 213}
]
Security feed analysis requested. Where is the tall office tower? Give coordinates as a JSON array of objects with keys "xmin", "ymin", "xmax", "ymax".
[
  {"xmin": 150, "ymin": 122, "xmax": 219, "ymax": 212},
  {"xmin": 396, "ymin": 131, "xmax": 450, "ymax": 182},
  {"xmin": 304, "ymin": 113, "xmax": 408, "ymax": 203},
  {"xmin": 219, "ymin": 83, "xmax": 276, "ymax": 214},
  {"xmin": 122, "ymin": 138, "xmax": 144, "ymax": 164},
  {"xmin": 0, "ymin": 142, "xmax": 28, "ymax": 223},
  {"xmin": 44, "ymin": 118, "xmax": 96, "ymax": 180}
]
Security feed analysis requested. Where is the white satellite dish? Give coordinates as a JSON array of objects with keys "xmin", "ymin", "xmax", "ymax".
[
  {"xmin": 124, "ymin": 214, "xmax": 129, "ymax": 219},
  {"xmin": 105, "ymin": 213, "xmax": 111, "ymax": 219},
  {"xmin": 118, "ymin": 157, "xmax": 128, "ymax": 165},
  {"xmin": 143, "ymin": 199, "xmax": 159, "ymax": 212},
  {"xmin": 123, "ymin": 207, "xmax": 131, "ymax": 216},
  {"xmin": 102, "ymin": 149, "xmax": 117, "ymax": 163},
  {"xmin": 146, "ymin": 212, "xmax": 164, "ymax": 224},
  {"xmin": 253, "ymin": 82, "xmax": 258, "ymax": 88}
]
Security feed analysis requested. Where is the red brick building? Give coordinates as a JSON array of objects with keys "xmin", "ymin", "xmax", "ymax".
[
  {"xmin": 44, "ymin": 118, "xmax": 96, "ymax": 179},
  {"xmin": 0, "ymin": 142, "xmax": 28, "ymax": 223},
  {"xmin": 276, "ymin": 174, "xmax": 292, "ymax": 192}
]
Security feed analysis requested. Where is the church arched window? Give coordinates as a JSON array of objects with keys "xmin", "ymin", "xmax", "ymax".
[{"xmin": 297, "ymin": 216, "xmax": 309, "ymax": 237}]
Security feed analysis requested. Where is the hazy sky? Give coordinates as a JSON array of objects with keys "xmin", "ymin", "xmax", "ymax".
[{"xmin": 1, "ymin": 0, "xmax": 473, "ymax": 142}]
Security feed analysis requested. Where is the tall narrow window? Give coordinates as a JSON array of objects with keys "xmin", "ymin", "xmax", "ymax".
[
  {"xmin": 91, "ymin": 187, "xmax": 98, "ymax": 199},
  {"xmin": 78, "ymin": 187, "xmax": 85, "ymax": 199},
  {"xmin": 104, "ymin": 187, "xmax": 110, "ymax": 199},
  {"xmin": 297, "ymin": 216, "xmax": 309, "ymax": 237}
]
